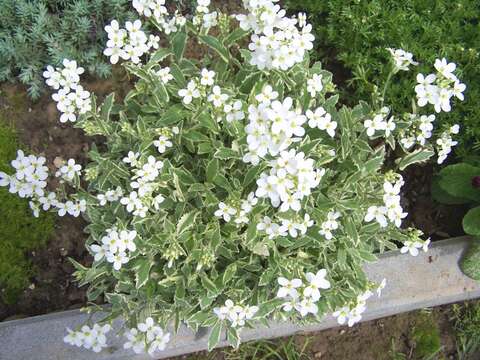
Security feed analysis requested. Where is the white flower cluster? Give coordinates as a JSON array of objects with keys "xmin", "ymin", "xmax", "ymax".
[
  {"xmin": 179, "ymin": 69, "xmax": 246, "ymax": 123},
  {"xmin": 307, "ymin": 73, "xmax": 323, "ymax": 97},
  {"xmin": 236, "ymin": 0, "xmax": 314, "ymax": 70},
  {"xmin": 364, "ymin": 176, "xmax": 407, "ymax": 228},
  {"xmin": 256, "ymin": 149, "xmax": 323, "ymax": 212},
  {"xmin": 363, "ymin": 106, "xmax": 395, "ymax": 137},
  {"xmin": 214, "ymin": 300, "xmax": 259, "ymax": 328},
  {"xmin": 192, "ymin": 0, "xmax": 218, "ymax": 29},
  {"xmin": 133, "ymin": 0, "xmax": 186, "ymax": 34},
  {"xmin": 277, "ymin": 269, "xmax": 331, "ymax": 317},
  {"xmin": 436, "ymin": 125, "xmax": 460, "ymax": 164},
  {"xmin": 0, "ymin": 151, "xmax": 85, "ymax": 218},
  {"xmin": 386, "ymin": 48, "xmax": 418, "ymax": 71},
  {"xmin": 243, "ymin": 89, "xmax": 307, "ymax": 165},
  {"xmin": 91, "ymin": 227, "xmax": 137, "ymax": 270},
  {"xmin": 215, "ymin": 192, "xmax": 258, "ymax": 226},
  {"xmin": 97, "ymin": 186, "xmax": 124, "ymax": 206},
  {"xmin": 103, "ymin": 19, "xmax": 160, "ymax": 65},
  {"xmin": 401, "ymin": 238, "xmax": 430, "ymax": 257},
  {"xmin": 120, "ymin": 154, "xmax": 165, "ymax": 217},
  {"xmin": 333, "ymin": 290, "xmax": 373, "ymax": 327},
  {"xmin": 415, "ymin": 58, "xmax": 466, "ymax": 113},
  {"xmin": 400, "ymin": 114, "xmax": 436, "ymax": 149},
  {"xmin": 306, "ymin": 106, "xmax": 336, "ymax": 137},
  {"xmin": 43, "ymin": 59, "xmax": 91, "ymax": 123},
  {"xmin": 257, "ymin": 213, "xmax": 314, "ymax": 239},
  {"xmin": 156, "ymin": 67, "xmax": 174, "ymax": 84},
  {"xmin": 64, "ymin": 324, "xmax": 111, "ymax": 353},
  {"xmin": 123, "ymin": 317, "xmax": 171, "ymax": 356},
  {"xmin": 55, "ymin": 158, "xmax": 82, "ymax": 182},
  {"xmin": 318, "ymin": 210, "xmax": 341, "ymax": 240}
]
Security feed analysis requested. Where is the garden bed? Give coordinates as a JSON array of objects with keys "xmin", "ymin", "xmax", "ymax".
[{"xmin": 0, "ymin": 236, "xmax": 478, "ymax": 360}]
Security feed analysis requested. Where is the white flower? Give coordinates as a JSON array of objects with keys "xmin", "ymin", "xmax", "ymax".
[
  {"xmin": 214, "ymin": 202, "xmax": 237, "ymax": 222},
  {"xmin": 255, "ymin": 85, "xmax": 278, "ymax": 104},
  {"xmin": 208, "ymin": 86, "xmax": 229, "ymax": 107},
  {"xmin": 59, "ymin": 158, "xmax": 82, "ymax": 181},
  {"xmin": 91, "ymin": 244, "xmax": 109, "ymax": 262},
  {"xmin": 200, "ymin": 68, "xmax": 215, "ymax": 86},
  {"xmin": 434, "ymin": 58, "xmax": 457, "ymax": 80},
  {"xmin": 303, "ymin": 269, "xmax": 331, "ymax": 301},
  {"xmin": 307, "ymin": 73, "xmax": 323, "ymax": 97},
  {"xmin": 364, "ymin": 206, "xmax": 388, "ymax": 228},
  {"xmin": 386, "ymin": 48, "xmax": 418, "ymax": 71},
  {"xmin": 106, "ymin": 251, "xmax": 129, "ymax": 270},
  {"xmin": 178, "ymin": 81, "xmax": 200, "ymax": 104},
  {"xmin": 277, "ymin": 277, "xmax": 302, "ymax": 298},
  {"xmin": 306, "ymin": 107, "xmax": 336, "ymax": 137},
  {"xmin": 156, "ymin": 67, "xmax": 173, "ymax": 84},
  {"xmin": 123, "ymin": 328, "xmax": 146, "ymax": 354},
  {"xmin": 224, "ymin": 100, "xmax": 245, "ymax": 122},
  {"xmin": 123, "ymin": 151, "xmax": 140, "ymax": 167},
  {"xmin": 400, "ymin": 240, "xmax": 423, "ymax": 256},
  {"xmin": 153, "ymin": 135, "xmax": 173, "ymax": 154},
  {"xmin": 296, "ymin": 297, "xmax": 318, "ymax": 317}
]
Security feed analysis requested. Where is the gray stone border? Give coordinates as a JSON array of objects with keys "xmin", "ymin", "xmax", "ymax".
[{"xmin": 1, "ymin": 236, "xmax": 479, "ymax": 360}]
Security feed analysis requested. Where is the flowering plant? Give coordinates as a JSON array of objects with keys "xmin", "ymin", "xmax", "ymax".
[{"xmin": 0, "ymin": 0, "xmax": 466, "ymax": 356}]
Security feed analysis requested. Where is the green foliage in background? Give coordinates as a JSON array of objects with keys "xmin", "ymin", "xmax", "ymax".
[
  {"xmin": 0, "ymin": 121, "xmax": 54, "ymax": 304},
  {"xmin": 452, "ymin": 301, "xmax": 480, "ymax": 360},
  {"xmin": 284, "ymin": 0, "xmax": 480, "ymax": 159},
  {"xmin": 410, "ymin": 311, "xmax": 442, "ymax": 359},
  {"xmin": 0, "ymin": 0, "xmax": 136, "ymax": 99},
  {"xmin": 433, "ymin": 162, "xmax": 480, "ymax": 281}
]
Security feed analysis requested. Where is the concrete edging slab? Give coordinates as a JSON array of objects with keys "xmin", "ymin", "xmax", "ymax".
[{"xmin": 0, "ymin": 236, "xmax": 479, "ymax": 360}]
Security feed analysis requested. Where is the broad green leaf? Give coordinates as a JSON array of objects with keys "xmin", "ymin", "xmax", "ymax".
[
  {"xmin": 214, "ymin": 147, "xmax": 239, "ymax": 160},
  {"xmin": 208, "ymin": 321, "xmax": 223, "ymax": 351},
  {"xmin": 224, "ymin": 28, "xmax": 250, "ymax": 47},
  {"xmin": 206, "ymin": 158, "xmax": 219, "ymax": 183},
  {"xmin": 172, "ymin": 30, "xmax": 187, "ymax": 60},
  {"xmin": 177, "ymin": 211, "xmax": 198, "ymax": 234},
  {"xmin": 146, "ymin": 48, "xmax": 171, "ymax": 69},
  {"xmin": 199, "ymin": 35, "xmax": 230, "ymax": 63},
  {"xmin": 463, "ymin": 206, "xmax": 480, "ymax": 236},
  {"xmin": 397, "ymin": 149, "xmax": 435, "ymax": 171},
  {"xmin": 134, "ymin": 259, "xmax": 153, "ymax": 289},
  {"xmin": 460, "ymin": 238, "xmax": 480, "ymax": 281},
  {"xmin": 438, "ymin": 163, "xmax": 480, "ymax": 202}
]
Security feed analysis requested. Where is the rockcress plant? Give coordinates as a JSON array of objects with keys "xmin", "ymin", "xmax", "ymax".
[{"xmin": 0, "ymin": 0, "xmax": 466, "ymax": 356}]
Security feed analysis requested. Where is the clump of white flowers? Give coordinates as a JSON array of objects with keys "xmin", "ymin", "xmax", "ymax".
[
  {"xmin": 123, "ymin": 317, "xmax": 171, "ymax": 356},
  {"xmin": 192, "ymin": 0, "xmax": 218, "ymax": 29},
  {"xmin": 63, "ymin": 324, "xmax": 111, "ymax": 353},
  {"xmin": 363, "ymin": 106, "xmax": 394, "ymax": 137},
  {"xmin": 277, "ymin": 269, "xmax": 331, "ymax": 317},
  {"xmin": 318, "ymin": 210, "xmax": 341, "ymax": 240},
  {"xmin": 387, "ymin": 48, "xmax": 418, "ymax": 72},
  {"xmin": 90, "ymin": 227, "xmax": 137, "ymax": 270},
  {"xmin": 43, "ymin": 59, "xmax": 91, "ymax": 123},
  {"xmin": 364, "ymin": 174, "xmax": 406, "ymax": 229},
  {"xmin": 415, "ymin": 58, "xmax": 466, "ymax": 113},
  {"xmin": 436, "ymin": 125, "xmax": 460, "ymax": 164},
  {"xmin": 333, "ymin": 290, "xmax": 373, "ymax": 327},
  {"xmin": 255, "ymin": 149, "xmax": 322, "ymax": 212},
  {"xmin": 104, "ymin": 19, "xmax": 159, "ymax": 65},
  {"xmin": 0, "ymin": 150, "xmax": 85, "ymax": 218},
  {"xmin": 120, "ymin": 155, "xmax": 165, "ymax": 217},
  {"xmin": 236, "ymin": 0, "xmax": 314, "ymax": 70},
  {"xmin": 214, "ymin": 300, "xmax": 259, "ymax": 328}
]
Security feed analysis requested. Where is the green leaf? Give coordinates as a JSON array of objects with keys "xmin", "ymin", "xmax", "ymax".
[
  {"xmin": 208, "ymin": 321, "xmax": 223, "ymax": 351},
  {"xmin": 463, "ymin": 206, "xmax": 480, "ymax": 236},
  {"xmin": 172, "ymin": 31, "xmax": 187, "ymax": 60},
  {"xmin": 214, "ymin": 148, "xmax": 239, "ymax": 160},
  {"xmin": 177, "ymin": 211, "xmax": 198, "ymax": 234},
  {"xmin": 460, "ymin": 239, "xmax": 480, "ymax": 281},
  {"xmin": 438, "ymin": 163, "xmax": 480, "ymax": 202},
  {"xmin": 431, "ymin": 176, "xmax": 470, "ymax": 205},
  {"xmin": 397, "ymin": 149, "xmax": 435, "ymax": 171},
  {"xmin": 224, "ymin": 28, "xmax": 250, "ymax": 47},
  {"xmin": 146, "ymin": 48, "xmax": 171, "ymax": 69},
  {"xmin": 134, "ymin": 259, "xmax": 153, "ymax": 289},
  {"xmin": 100, "ymin": 93, "xmax": 115, "ymax": 122},
  {"xmin": 206, "ymin": 158, "xmax": 219, "ymax": 183},
  {"xmin": 199, "ymin": 35, "xmax": 230, "ymax": 63}
]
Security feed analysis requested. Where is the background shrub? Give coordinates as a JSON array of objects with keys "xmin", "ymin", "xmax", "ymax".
[
  {"xmin": 0, "ymin": 121, "xmax": 54, "ymax": 304},
  {"xmin": 284, "ymin": 0, "xmax": 480, "ymax": 159}
]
